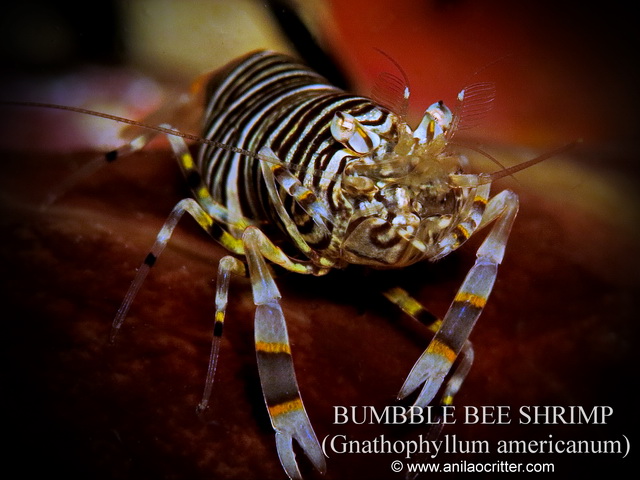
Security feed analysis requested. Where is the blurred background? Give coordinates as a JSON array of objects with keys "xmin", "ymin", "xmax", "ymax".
[{"xmin": 1, "ymin": 0, "xmax": 638, "ymax": 149}]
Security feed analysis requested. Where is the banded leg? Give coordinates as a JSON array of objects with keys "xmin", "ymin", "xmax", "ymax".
[
  {"xmin": 197, "ymin": 255, "xmax": 246, "ymax": 415},
  {"xmin": 43, "ymin": 130, "xmax": 157, "ymax": 207},
  {"xmin": 385, "ymin": 287, "xmax": 475, "ymax": 480},
  {"xmin": 110, "ymin": 197, "xmax": 219, "ymax": 342},
  {"xmin": 42, "ymin": 91, "xmax": 201, "ymax": 208},
  {"xmin": 168, "ymin": 131, "xmax": 254, "ymax": 234},
  {"xmin": 398, "ymin": 189, "xmax": 519, "ymax": 407},
  {"xmin": 259, "ymin": 146, "xmax": 336, "ymax": 261},
  {"xmin": 260, "ymin": 147, "xmax": 335, "ymax": 227},
  {"xmin": 110, "ymin": 130, "xmax": 255, "ymax": 342},
  {"xmin": 383, "ymin": 287, "xmax": 475, "ymax": 407},
  {"xmin": 259, "ymin": 146, "xmax": 337, "ymax": 269},
  {"xmin": 244, "ymin": 226, "xmax": 326, "ymax": 479},
  {"xmin": 383, "ymin": 286, "xmax": 441, "ymax": 334}
]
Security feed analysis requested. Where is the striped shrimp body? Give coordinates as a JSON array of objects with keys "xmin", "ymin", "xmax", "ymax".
[
  {"xmin": 127, "ymin": 50, "xmax": 515, "ymax": 478},
  {"xmin": 12, "ymin": 50, "xmax": 564, "ymax": 479}
]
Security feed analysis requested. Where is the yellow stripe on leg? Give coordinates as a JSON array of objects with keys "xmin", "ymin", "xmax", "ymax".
[
  {"xmin": 442, "ymin": 395, "xmax": 454, "ymax": 406},
  {"xmin": 426, "ymin": 338, "xmax": 457, "ymax": 364},
  {"xmin": 383, "ymin": 287, "xmax": 442, "ymax": 333},
  {"xmin": 268, "ymin": 398, "xmax": 303, "ymax": 418},
  {"xmin": 256, "ymin": 341, "xmax": 292, "ymax": 355},
  {"xmin": 473, "ymin": 194, "xmax": 488, "ymax": 206},
  {"xmin": 384, "ymin": 287, "xmax": 422, "ymax": 317},
  {"xmin": 454, "ymin": 291, "xmax": 487, "ymax": 309},
  {"xmin": 180, "ymin": 152, "xmax": 195, "ymax": 170},
  {"xmin": 456, "ymin": 224, "xmax": 470, "ymax": 241}
]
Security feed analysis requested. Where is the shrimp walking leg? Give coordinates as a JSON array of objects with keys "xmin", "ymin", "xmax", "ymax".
[{"xmin": 399, "ymin": 190, "xmax": 519, "ymax": 407}]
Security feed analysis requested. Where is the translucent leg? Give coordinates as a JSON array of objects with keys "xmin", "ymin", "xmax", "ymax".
[
  {"xmin": 41, "ymin": 88, "xmax": 202, "ymax": 208},
  {"xmin": 384, "ymin": 287, "xmax": 475, "ymax": 480},
  {"xmin": 258, "ymin": 146, "xmax": 337, "ymax": 268},
  {"xmin": 199, "ymin": 225, "xmax": 327, "ymax": 477},
  {"xmin": 110, "ymin": 130, "xmax": 254, "ymax": 343},
  {"xmin": 383, "ymin": 286, "xmax": 475, "ymax": 406},
  {"xmin": 399, "ymin": 190, "xmax": 519, "ymax": 407},
  {"xmin": 167, "ymin": 130, "xmax": 253, "ymax": 235},
  {"xmin": 259, "ymin": 146, "xmax": 335, "ymax": 230},
  {"xmin": 110, "ymin": 198, "xmax": 217, "ymax": 342},
  {"xmin": 196, "ymin": 255, "xmax": 245, "ymax": 415},
  {"xmin": 244, "ymin": 226, "xmax": 326, "ymax": 478},
  {"xmin": 42, "ymin": 131, "xmax": 156, "ymax": 208}
]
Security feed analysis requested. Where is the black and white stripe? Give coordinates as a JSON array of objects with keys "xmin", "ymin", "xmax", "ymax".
[{"xmin": 196, "ymin": 50, "xmax": 399, "ymax": 252}]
